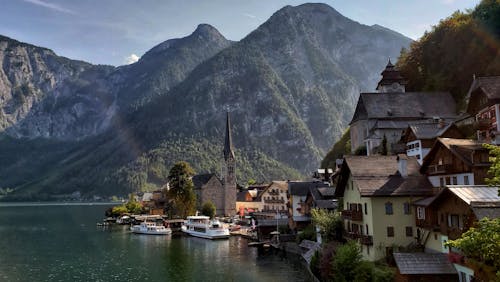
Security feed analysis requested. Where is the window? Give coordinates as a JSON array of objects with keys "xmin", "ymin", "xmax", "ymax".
[
  {"xmin": 440, "ymin": 177, "xmax": 445, "ymax": 187},
  {"xmin": 452, "ymin": 176, "xmax": 457, "ymax": 185},
  {"xmin": 403, "ymin": 202, "xmax": 411, "ymax": 215},
  {"xmin": 405, "ymin": 226, "xmax": 413, "ymax": 237},
  {"xmin": 417, "ymin": 207, "xmax": 426, "ymax": 220},
  {"xmin": 464, "ymin": 175, "xmax": 470, "ymax": 185},
  {"xmin": 445, "ymin": 177, "xmax": 451, "ymax": 185},
  {"xmin": 387, "ymin": 226, "xmax": 394, "ymax": 237},
  {"xmin": 449, "ymin": 214, "xmax": 460, "ymax": 228},
  {"xmin": 365, "ymin": 224, "xmax": 369, "ymax": 235},
  {"xmin": 385, "ymin": 202, "xmax": 393, "ymax": 215},
  {"xmin": 364, "ymin": 203, "xmax": 367, "ymax": 215}
]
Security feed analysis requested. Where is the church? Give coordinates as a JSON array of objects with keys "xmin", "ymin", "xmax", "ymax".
[{"xmin": 192, "ymin": 112, "xmax": 237, "ymax": 216}]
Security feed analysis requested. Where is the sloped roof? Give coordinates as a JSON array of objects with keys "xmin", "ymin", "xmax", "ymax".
[
  {"xmin": 421, "ymin": 138, "xmax": 488, "ymax": 171},
  {"xmin": 408, "ymin": 122, "xmax": 456, "ymax": 140},
  {"xmin": 317, "ymin": 187, "xmax": 335, "ymax": 197},
  {"xmin": 192, "ymin": 173, "xmax": 219, "ymax": 189},
  {"xmin": 467, "ymin": 76, "xmax": 500, "ymax": 100},
  {"xmin": 393, "ymin": 253, "xmax": 457, "ymax": 275},
  {"xmin": 289, "ymin": 181, "xmax": 329, "ymax": 196},
  {"xmin": 338, "ymin": 155, "xmax": 434, "ymax": 197},
  {"xmin": 448, "ymin": 185, "xmax": 500, "ymax": 204},
  {"xmin": 350, "ymin": 92, "xmax": 457, "ymax": 124}
]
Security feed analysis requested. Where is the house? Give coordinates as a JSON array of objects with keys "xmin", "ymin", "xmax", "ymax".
[
  {"xmin": 191, "ymin": 112, "xmax": 238, "ymax": 216},
  {"xmin": 260, "ymin": 181, "xmax": 288, "ymax": 216},
  {"xmin": 465, "ymin": 76, "xmax": 500, "ymax": 144},
  {"xmin": 350, "ymin": 60, "xmax": 458, "ymax": 155},
  {"xmin": 393, "ymin": 252, "xmax": 457, "ymax": 282},
  {"xmin": 420, "ymin": 138, "xmax": 490, "ymax": 187},
  {"xmin": 335, "ymin": 155, "xmax": 434, "ymax": 261},
  {"xmin": 287, "ymin": 181, "xmax": 329, "ymax": 231},
  {"xmin": 236, "ymin": 188, "xmax": 262, "ymax": 215},
  {"xmin": 400, "ymin": 121, "xmax": 464, "ymax": 164},
  {"xmin": 412, "ymin": 185, "xmax": 500, "ymax": 282},
  {"xmin": 303, "ymin": 186, "xmax": 337, "ymax": 215}
]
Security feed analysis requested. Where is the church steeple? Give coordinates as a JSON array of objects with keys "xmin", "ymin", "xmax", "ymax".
[
  {"xmin": 221, "ymin": 111, "xmax": 236, "ymax": 216},
  {"xmin": 376, "ymin": 58, "xmax": 406, "ymax": 93},
  {"xmin": 224, "ymin": 112, "xmax": 235, "ymax": 161}
]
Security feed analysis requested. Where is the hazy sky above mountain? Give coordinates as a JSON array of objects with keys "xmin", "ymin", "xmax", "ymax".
[{"xmin": 0, "ymin": 0, "xmax": 479, "ymax": 66}]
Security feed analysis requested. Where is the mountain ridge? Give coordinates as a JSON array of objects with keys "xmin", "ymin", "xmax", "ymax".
[{"xmin": 0, "ymin": 3, "xmax": 412, "ymax": 200}]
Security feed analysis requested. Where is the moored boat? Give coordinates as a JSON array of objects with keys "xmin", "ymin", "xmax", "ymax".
[
  {"xmin": 181, "ymin": 216, "xmax": 230, "ymax": 239},
  {"xmin": 130, "ymin": 221, "xmax": 172, "ymax": 235}
]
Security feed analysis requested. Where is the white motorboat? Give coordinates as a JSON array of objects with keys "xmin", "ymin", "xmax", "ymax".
[
  {"xmin": 130, "ymin": 221, "xmax": 172, "ymax": 235},
  {"xmin": 181, "ymin": 216, "xmax": 230, "ymax": 239}
]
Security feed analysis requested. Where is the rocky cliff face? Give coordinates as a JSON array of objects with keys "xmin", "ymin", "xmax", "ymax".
[
  {"xmin": 0, "ymin": 36, "xmax": 115, "ymax": 139},
  {"xmin": 0, "ymin": 24, "xmax": 232, "ymax": 140},
  {"xmin": 0, "ymin": 3, "xmax": 412, "ymax": 199}
]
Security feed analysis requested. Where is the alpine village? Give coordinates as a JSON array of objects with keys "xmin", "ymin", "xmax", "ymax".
[{"xmin": 1, "ymin": 1, "xmax": 500, "ymax": 282}]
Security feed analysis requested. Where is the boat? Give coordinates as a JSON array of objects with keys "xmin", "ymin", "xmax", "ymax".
[
  {"xmin": 130, "ymin": 221, "xmax": 172, "ymax": 235},
  {"xmin": 181, "ymin": 216, "xmax": 230, "ymax": 239}
]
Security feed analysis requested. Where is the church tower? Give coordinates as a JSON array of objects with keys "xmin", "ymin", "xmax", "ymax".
[
  {"xmin": 376, "ymin": 59, "xmax": 406, "ymax": 93},
  {"xmin": 222, "ymin": 112, "xmax": 237, "ymax": 216}
]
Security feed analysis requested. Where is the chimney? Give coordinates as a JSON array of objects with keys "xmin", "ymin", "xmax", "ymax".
[
  {"xmin": 397, "ymin": 154, "xmax": 408, "ymax": 178},
  {"xmin": 438, "ymin": 118, "xmax": 445, "ymax": 129}
]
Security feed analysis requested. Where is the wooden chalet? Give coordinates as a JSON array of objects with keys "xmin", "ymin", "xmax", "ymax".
[
  {"xmin": 466, "ymin": 76, "xmax": 500, "ymax": 144},
  {"xmin": 401, "ymin": 121, "xmax": 463, "ymax": 164},
  {"xmin": 420, "ymin": 138, "xmax": 490, "ymax": 187},
  {"xmin": 412, "ymin": 185, "xmax": 500, "ymax": 281}
]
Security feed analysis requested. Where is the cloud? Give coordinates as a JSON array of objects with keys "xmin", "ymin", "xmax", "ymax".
[
  {"xmin": 23, "ymin": 0, "xmax": 75, "ymax": 14},
  {"xmin": 124, "ymin": 54, "xmax": 139, "ymax": 65},
  {"xmin": 442, "ymin": 0, "xmax": 457, "ymax": 4},
  {"xmin": 243, "ymin": 13, "xmax": 257, "ymax": 19}
]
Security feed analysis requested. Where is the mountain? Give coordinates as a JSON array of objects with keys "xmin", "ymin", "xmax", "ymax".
[{"xmin": 0, "ymin": 3, "xmax": 411, "ymax": 200}]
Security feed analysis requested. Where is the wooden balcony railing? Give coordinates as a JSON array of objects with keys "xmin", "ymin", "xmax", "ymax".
[
  {"xmin": 360, "ymin": 235, "xmax": 373, "ymax": 246},
  {"xmin": 264, "ymin": 199, "xmax": 285, "ymax": 204},
  {"xmin": 427, "ymin": 164, "xmax": 452, "ymax": 175},
  {"xmin": 341, "ymin": 209, "xmax": 363, "ymax": 221}
]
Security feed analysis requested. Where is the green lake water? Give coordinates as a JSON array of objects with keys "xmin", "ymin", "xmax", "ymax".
[{"xmin": 0, "ymin": 203, "xmax": 309, "ymax": 282}]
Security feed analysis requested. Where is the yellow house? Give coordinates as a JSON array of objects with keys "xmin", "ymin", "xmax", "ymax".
[{"xmin": 335, "ymin": 155, "xmax": 434, "ymax": 261}]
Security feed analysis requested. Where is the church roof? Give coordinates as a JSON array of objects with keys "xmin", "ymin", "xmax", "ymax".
[
  {"xmin": 376, "ymin": 59, "xmax": 406, "ymax": 90},
  {"xmin": 224, "ymin": 112, "xmax": 235, "ymax": 161},
  {"xmin": 192, "ymin": 174, "xmax": 219, "ymax": 189},
  {"xmin": 350, "ymin": 92, "xmax": 457, "ymax": 124}
]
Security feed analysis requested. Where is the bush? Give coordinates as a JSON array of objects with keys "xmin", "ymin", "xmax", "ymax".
[
  {"xmin": 201, "ymin": 201, "xmax": 216, "ymax": 218},
  {"xmin": 297, "ymin": 225, "xmax": 316, "ymax": 242}
]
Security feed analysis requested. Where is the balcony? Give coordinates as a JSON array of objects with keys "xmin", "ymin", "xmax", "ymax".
[
  {"xmin": 264, "ymin": 199, "xmax": 285, "ymax": 204},
  {"xmin": 268, "ymin": 190, "xmax": 280, "ymax": 196},
  {"xmin": 360, "ymin": 235, "xmax": 373, "ymax": 246},
  {"xmin": 427, "ymin": 164, "xmax": 452, "ymax": 175},
  {"xmin": 416, "ymin": 219, "xmax": 440, "ymax": 231},
  {"xmin": 341, "ymin": 209, "xmax": 363, "ymax": 221},
  {"xmin": 346, "ymin": 232, "xmax": 361, "ymax": 239},
  {"xmin": 475, "ymin": 118, "xmax": 492, "ymax": 130}
]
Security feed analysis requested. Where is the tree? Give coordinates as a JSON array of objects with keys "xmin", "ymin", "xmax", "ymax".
[
  {"xmin": 168, "ymin": 161, "xmax": 197, "ymax": 218},
  {"xmin": 483, "ymin": 144, "xmax": 500, "ymax": 195},
  {"xmin": 201, "ymin": 201, "xmax": 216, "ymax": 218},
  {"xmin": 311, "ymin": 208, "xmax": 343, "ymax": 242},
  {"xmin": 331, "ymin": 241, "xmax": 362, "ymax": 281},
  {"xmin": 321, "ymin": 128, "xmax": 351, "ymax": 168},
  {"xmin": 125, "ymin": 193, "xmax": 143, "ymax": 214},
  {"xmin": 445, "ymin": 217, "xmax": 500, "ymax": 281}
]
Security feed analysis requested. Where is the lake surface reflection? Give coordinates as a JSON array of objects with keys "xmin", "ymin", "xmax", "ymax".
[{"xmin": 0, "ymin": 203, "xmax": 308, "ymax": 281}]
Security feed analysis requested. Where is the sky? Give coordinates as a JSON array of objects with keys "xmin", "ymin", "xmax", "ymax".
[{"xmin": 0, "ymin": 0, "xmax": 480, "ymax": 66}]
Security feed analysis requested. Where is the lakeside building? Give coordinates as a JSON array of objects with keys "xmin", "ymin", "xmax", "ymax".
[
  {"xmin": 349, "ymin": 60, "xmax": 458, "ymax": 155},
  {"xmin": 335, "ymin": 155, "xmax": 434, "ymax": 261},
  {"xmin": 287, "ymin": 181, "xmax": 329, "ymax": 231},
  {"xmin": 192, "ymin": 112, "xmax": 237, "ymax": 216}
]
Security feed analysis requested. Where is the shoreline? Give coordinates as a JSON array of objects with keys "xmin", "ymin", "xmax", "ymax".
[{"xmin": 0, "ymin": 201, "xmax": 120, "ymax": 207}]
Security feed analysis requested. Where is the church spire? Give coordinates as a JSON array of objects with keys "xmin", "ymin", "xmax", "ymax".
[
  {"xmin": 224, "ymin": 112, "xmax": 235, "ymax": 161},
  {"xmin": 376, "ymin": 58, "xmax": 406, "ymax": 93}
]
